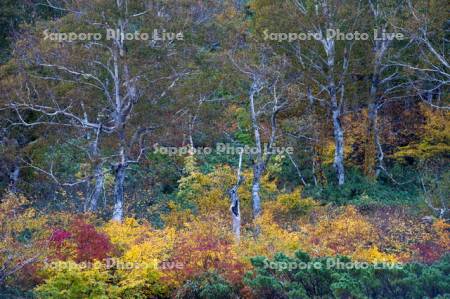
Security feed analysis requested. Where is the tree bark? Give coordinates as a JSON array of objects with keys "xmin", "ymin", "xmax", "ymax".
[
  {"xmin": 112, "ymin": 161, "xmax": 126, "ymax": 222},
  {"xmin": 332, "ymin": 104, "xmax": 345, "ymax": 185},
  {"xmin": 365, "ymin": 26, "xmax": 389, "ymax": 179},
  {"xmin": 8, "ymin": 160, "xmax": 20, "ymax": 193},
  {"xmin": 251, "ymin": 167, "xmax": 263, "ymax": 218},
  {"xmin": 86, "ymin": 127, "xmax": 104, "ymax": 212},
  {"xmin": 322, "ymin": 33, "xmax": 346, "ymax": 186},
  {"xmin": 88, "ymin": 162, "xmax": 104, "ymax": 212},
  {"xmin": 229, "ymin": 152, "xmax": 243, "ymax": 241},
  {"xmin": 249, "ymin": 80, "xmax": 264, "ymax": 219}
]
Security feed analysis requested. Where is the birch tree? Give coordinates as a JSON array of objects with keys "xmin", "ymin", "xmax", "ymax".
[
  {"xmin": 230, "ymin": 46, "xmax": 289, "ymax": 221},
  {"xmin": 364, "ymin": 0, "xmax": 407, "ymax": 179},
  {"xmin": 253, "ymin": 0, "xmax": 364, "ymax": 185},
  {"xmin": 396, "ymin": 0, "xmax": 449, "ymax": 110},
  {"xmin": 228, "ymin": 151, "xmax": 243, "ymax": 240},
  {"xmin": 7, "ymin": 0, "xmax": 213, "ymax": 220}
]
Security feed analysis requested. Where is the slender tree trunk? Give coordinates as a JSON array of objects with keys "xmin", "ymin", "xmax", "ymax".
[
  {"xmin": 249, "ymin": 82, "xmax": 264, "ymax": 219},
  {"xmin": 375, "ymin": 125, "xmax": 384, "ymax": 177},
  {"xmin": 247, "ymin": 77, "xmax": 282, "ymax": 221},
  {"xmin": 230, "ymin": 190, "xmax": 241, "ymax": 241},
  {"xmin": 286, "ymin": 152, "xmax": 307, "ymax": 186},
  {"xmin": 331, "ymin": 100, "xmax": 345, "ymax": 185},
  {"xmin": 111, "ymin": 17, "xmax": 127, "ymax": 221},
  {"xmin": 9, "ymin": 160, "xmax": 20, "ymax": 193},
  {"xmin": 86, "ymin": 128, "xmax": 103, "ymax": 212},
  {"xmin": 112, "ymin": 162, "xmax": 126, "ymax": 221},
  {"xmin": 323, "ymin": 35, "xmax": 345, "ymax": 186},
  {"xmin": 365, "ymin": 30, "xmax": 388, "ymax": 179},
  {"xmin": 88, "ymin": 162, "xmax": 104, "ymax": 211},
  {"xmin": 229, "ymin": 152, "xmax": 243, "ymax": 241},
  {"xmin": 112, "ymin": 123, "xmax": 127, "ymax": 221},
  {"xmin": 251, "ymin": 165, "xmax": 263, "ymax": 218}
]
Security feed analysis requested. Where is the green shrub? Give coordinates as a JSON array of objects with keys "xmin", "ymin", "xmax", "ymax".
[
  {"xmin": 35, "ymin": 261, "xmax": 118, "ymax": 299},
  {"xmin": 245, "ymin": 251, "xmax": 450, "ymax": 299},
  {"xmin": 175, "ymin": 271, "xmax": 237, "ymax": 299},
  {"xmin": 303, "ymin": 166, "xmax": 421, "ymax": 206}
]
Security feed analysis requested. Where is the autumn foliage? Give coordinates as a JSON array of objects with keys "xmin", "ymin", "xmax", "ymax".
[
  {"xmin": 1, "ymin": 189, "xmax": 449, "ymax": 298},
  {"xmin": 168, "ymin": 216, "xmax": 247, "ymax": 287}
]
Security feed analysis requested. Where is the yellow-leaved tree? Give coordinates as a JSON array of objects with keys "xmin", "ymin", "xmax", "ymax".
[{"xmin": 102, "ymin": 217, "xmax": 176, "ymax": 297}]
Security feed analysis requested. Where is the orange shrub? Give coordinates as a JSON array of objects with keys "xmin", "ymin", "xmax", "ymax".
[
  {"xmin": 167, "ymin": 215, "xmax": 247, "ymax": 287},
  {"xmin": 412, "ymin": 220, "xmax": 450, "ymax": 263},
  {"xmin": 304, "ymin": 206, "xmax": 379, "ymax": 256}
]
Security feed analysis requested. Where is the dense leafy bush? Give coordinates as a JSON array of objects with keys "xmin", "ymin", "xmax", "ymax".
[
  {"xmin": 245, "ymin": 251, "xmax": 450, "ymax": 299},
  {"xmin": 49, "ymin": 219, "xmax": 112, "ymax": 262},
  {"xmin": 175, "ymin": 272, "xmax": 237, "ymax": 299},
  {"xmin": 70, "ymin": 219, "xmax": 112, "ymax": 262},
  {"xmin": 35, "ymin": 261, "xmax": 117, "ymax": 299},
  {"xmin": 303, "ymin": 167, "xmax": 422, "ymax": 206},
  {"xmin": 0, "ymin": 287, "xmax": 35, "ymax": 299},
  {"xmin": 2, "ymin": 192, "xmax": 448, "ymax": 298},
  {"xmin": 167, "ymin": 216, "xmax": 246, "ymax": 287},
  {"xmin": 101, "ymin": 218, "xmax": 175, "ymax": 297}
]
